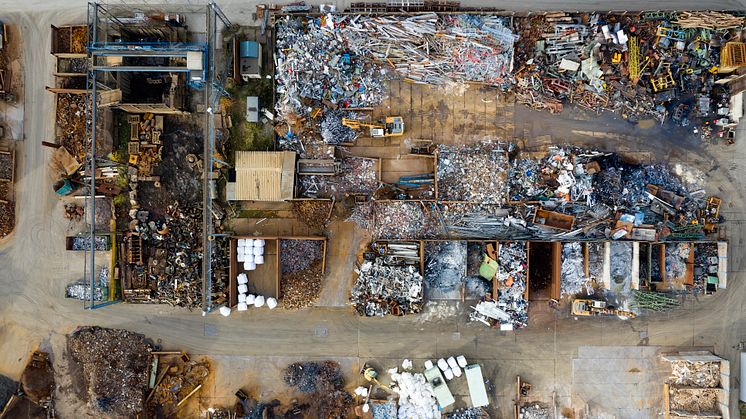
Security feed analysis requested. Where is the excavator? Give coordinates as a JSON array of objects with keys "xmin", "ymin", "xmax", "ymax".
[
  {"xmin": 342, "ymin": 116, "xmax": 404, "ymax": 138},
  {"xmin": 571, "ymin": 299, "xmax": 636, "ymax": 318}
]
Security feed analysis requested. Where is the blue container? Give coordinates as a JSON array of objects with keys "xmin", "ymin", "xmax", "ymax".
[{"xmin": 240, "ymin": 41, "xmax": 259, "ymax": 58}]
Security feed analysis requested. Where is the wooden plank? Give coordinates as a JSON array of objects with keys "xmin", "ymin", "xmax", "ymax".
[{"xmin": 551, "ymin": 242, "xmax": 561, "ymax": 300}]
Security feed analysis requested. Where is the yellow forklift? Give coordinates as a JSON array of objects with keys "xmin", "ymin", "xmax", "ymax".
[{"xmin": 342, "ymin": 116, "xmax": 404, "ymax": 137}]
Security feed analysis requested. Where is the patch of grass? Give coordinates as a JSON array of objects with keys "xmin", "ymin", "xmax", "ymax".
[
  {"xmin": 112, "ymin": 193, "xmax": 127, "ymax": 207},
  {"xmin": 236, "ymin": 209, "xmax": 278, "ymax": 218},
  {"xmin": 224, "ymin": 77, "xmax": 276, "ymax": 161}
]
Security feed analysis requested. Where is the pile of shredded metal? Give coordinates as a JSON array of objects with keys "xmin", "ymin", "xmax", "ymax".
[
  {"xmin": 282, "ymin": 361, "xmax": 352, "ymax": 418},
  {"xmin": 67, "ymin": 327, "xmax": 152, "ymax": 417}
]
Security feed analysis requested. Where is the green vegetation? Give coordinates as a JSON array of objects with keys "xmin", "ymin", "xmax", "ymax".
[
  {"xmin": 236, "ymin": 209, "xmax": 278, "ymax": 219},
  {"xmin": 112, "ymin": 193, "xmax": 127, "ymax": 207},
  {"xmin": 111, "ymin": 111, "xmax": 131, "ymax": 163},
  {"xmin": 224, "ymin": 77, "xmax": 275, "ymax": 162}
]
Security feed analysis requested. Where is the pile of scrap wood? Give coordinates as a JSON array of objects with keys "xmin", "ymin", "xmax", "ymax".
[{"xmin": 148, "ymin": 352, "xmax": 210, "ymax": 416}]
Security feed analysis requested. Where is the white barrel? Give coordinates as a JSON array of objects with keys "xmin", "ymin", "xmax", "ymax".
[
  {"xmin": 444, "ymin": 368, "xmax": 454, "ymax": 380},
  {"xmin": 237, "ymin": 273, "xmax": 248, "ymax": 284},
  {"xmin": 253, "ymin": 246, "xmax": 264, "ymax": 256},
  {"xmin": 238, "ymin": 293, "xmax": 247, "ymax": 303},
  {"xmin": 219, "ymin": 306, "xmax": 231, "ymax": 317},
  {"xmin": 254, "ymin": 239, "xmax": 265, "ymax": 247},
  {"xmin": 424, "ymin": 360, "xmax": 434, "ymax": 370},
  {"xmin": 238, "ymin": 238, "xmax": 246, "ymax": 247},
  {"xmin": 254, "ymin": 255, "xmax": 264, "ymax": 265},
  {"xmin": 266, "ymin": 297, "xmax": 278, "ymax": 309},
  {"xmin": 254, "ymin": 295, "xmax": 265, "ymax": 308},
  {"xmin": 237, "ymin": 284, "xmax": 248, "ymax": 294},
  {"xmin": 236, "ymin": 302, "xmax": 248, "ymax": 311},
  {"xmin": 437, "ymin": 358, "xmax": 448, "ymax": 371},
  {"xmin": 245, "ymin": 238, "xmax": 254, "ymax": 248},
  {"xmin": 246, "ymin": 294, "xmax": 256, "ymax": 305}
]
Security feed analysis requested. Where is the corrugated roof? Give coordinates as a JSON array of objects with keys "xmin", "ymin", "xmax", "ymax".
[{"xmin": 234, "ymin": 151, "xmax": 295, "ymax": 201}]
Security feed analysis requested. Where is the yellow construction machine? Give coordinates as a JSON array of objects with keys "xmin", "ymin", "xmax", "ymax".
[
  {"xmin": 571, "ymin": 299, "xmax": 636, "ymax": 318},
  {"xmin": 342, "ymin": 116, "xmax": 404, "ymax": 137}
]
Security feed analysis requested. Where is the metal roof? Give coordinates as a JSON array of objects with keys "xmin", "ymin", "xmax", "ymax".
[{"xmin": 233, "ymin": 151, "xmax": 295, "ymax": 201}]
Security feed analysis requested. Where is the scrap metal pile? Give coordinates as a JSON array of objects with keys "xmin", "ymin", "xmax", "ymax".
[
  {"xmin": 151, "ymin": 358, "xmax": 210, "ymax": 415},
  {"xmin": 352, "ymin": 145, "xmax": 713, "ymax": 242},
  {"xmin": 513, "ymin": 11, "xmax": 744, "ymax": 141},
  {"xmin": 298, "ymin": 156, "xmax": 378, "ymax": 198},
  {"xmin": 495, "ymin": 242, "xmax": 528, "ymax": 328},
  {"xmin": 124, "ymin": 202, "xmax": 207, "ymax": 308},
  {"xmin": 437, "ymin": 141, "xmax": 510, "ymax": 203},
  {"xmin": 55, "ymin": 93, "xmax": 89, "ymax": 160},
  {"xmin": 282, "ymin": 361, "xmax": 353, "ymax": 418},
  {"xmin": 280, "ymin": 240, "xmax": 325, "ymax": 309},
  {"xmin": 670, "ymin": 361, "xmax": 720, "ymax": 388},
  {"xmin": 561, "ymin": 242, "xmax": 590, "ymax": 297},
  {"xmin": 351, "ymin": 258, "xmax": 424, "ymax": 316},
  {"xmin": 0, "ymin": 183, "xmax": 12, "ymax": 239},
  {"xmin": 68, "ymin": 327, "xmax": 152, "ymax": 417}
]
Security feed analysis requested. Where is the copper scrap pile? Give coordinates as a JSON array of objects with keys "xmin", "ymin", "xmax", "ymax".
[
  {"xmin": 292, "ymin": 200, "xmax": 333, "ymax": 231},
  {"xmin": 56, "ymin": 93, "xmax": 88, "ymax": 160},
  {"xmin": 67, "ymin": 327, "xmax": 152, "ymax": 417},
  {"xmin": 282, "ymin": 260, "xmax": 324, "ymax": 310},
  {"xmin": 281, "ymin": 240, "xmax": 325, "ymax": 309},
  {"xmin": 0, "ymin": 183, "xmax": 13, "ymax": 239}
]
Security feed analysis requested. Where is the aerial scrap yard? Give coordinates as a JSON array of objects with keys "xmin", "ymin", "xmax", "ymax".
[
  {"xmin": 7, "ymin": 0, "xmax": 744, "ymax": 418},
  {"xmin": 271, "ymin": 9, "xmax": 734, "ymax": 330}
]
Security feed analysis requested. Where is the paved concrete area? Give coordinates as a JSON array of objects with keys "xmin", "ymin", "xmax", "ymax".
[{"xmin": 1, "ymin": 2, "xmax": 746, "ymax": 418}]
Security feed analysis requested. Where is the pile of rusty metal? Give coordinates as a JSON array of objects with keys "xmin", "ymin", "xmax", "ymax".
[
  {"xmin": 68, "ymin": 327, "xmax": 152, "ymax": 417},
  {"xmin": 55, "ymin": 93, "xmax": 88, "ymax": 160},
  {"xmin": 512, "ymin": 11, "xmax": 745, "ymax": 142},
  {"xmin": 351, "ymin": 258, "xmax": 424, "ymax": 316}
]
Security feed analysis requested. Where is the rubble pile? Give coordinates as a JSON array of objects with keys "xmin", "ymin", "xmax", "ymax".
[
  {"xmin": 495, "ymin": 241, "xmax": 528, "ymax": 328},
  {"xmin": 351, "ymin": 258, "xmax": 423, "ymax": 316},
  {"xmin": 670, "ymin": 361, "xmax": 720, "ymax": 388},
  {"xmin": 389, "ymin": 371, "xmax": 440, "ymax": 419},
  {"xmin": 561, "ymin": 242, "xmax": 589, "ymax": 297},
  {"xmin": 437, "ymin": 141, "xmax": 509, "ymax": 202},
  {"xmin": 282, "ymin": 260, "xmax": 324, "ymax": 310},
  {"xmin": 68, "ymin": 327, "xmax": 152, "ymax": 417}
]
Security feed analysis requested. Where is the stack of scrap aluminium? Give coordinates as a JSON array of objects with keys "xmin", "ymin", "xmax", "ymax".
[
  {"xmin": 670, "ymin": 361, "xmax": 720, "ymax": 388},
  {"xmin": 561, "ymin": 242, "xmax": 589, "ymax": 297},
  {"xmin": 372, "ymin": 201, "xmax": 435, "ymax": 240},
  {"xmin": 665, "ymin": 242, "xmax": 690, "ymax": 281},
  {"xmin": 274, "ymin": 15, "xmax": 387, "ymax": 119},
  {"xmin": 298, "ymin": 156, "xmax": 378, "ymax": 199},
  {"xmin": 437, "ymin": 141, "xmax": 509, "ymax": 203},
  {"xmin": 424, "ymin": 241, "xmax": 466, "ymax": 300},
  {"xmin": 495, "ymin": 241, "xmax": 528, "ymax": 328},
  {"xmin": 351, "ymin": 258, "xmax": 423, "ymax": 316}
]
